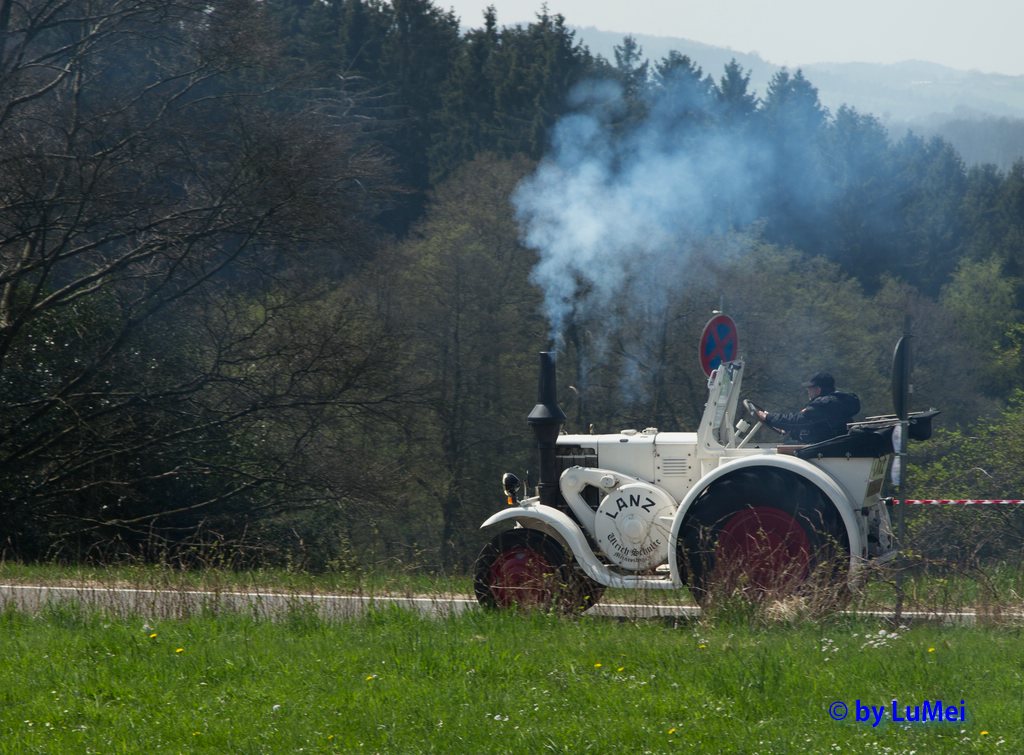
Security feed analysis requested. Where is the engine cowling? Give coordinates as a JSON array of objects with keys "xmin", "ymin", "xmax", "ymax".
[{"xmin": 594, "ymin": 482, "xmax": 675, "ymax": 571}]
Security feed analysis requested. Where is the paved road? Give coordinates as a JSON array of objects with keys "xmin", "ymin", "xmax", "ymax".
[
  {"xmin": 2, "ymin": 584, "xmax": 1019, "ymax": 624},
  {"xmin": 0, "ymin": 583, "xmax": 696, "ymax": 621}
]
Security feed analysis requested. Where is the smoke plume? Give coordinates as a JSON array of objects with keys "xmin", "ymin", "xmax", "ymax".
[{"xmin": 512, "ymin": 76, "xmax": 776, "ymax": 349}]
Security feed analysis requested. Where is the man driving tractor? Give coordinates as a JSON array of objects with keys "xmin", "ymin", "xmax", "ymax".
[{"xmin": 755, "ymin": 371, "xmax": 860, "ymax": 444}]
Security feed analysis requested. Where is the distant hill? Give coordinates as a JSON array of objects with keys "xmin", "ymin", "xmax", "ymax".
[{"xmin": 573, "ymin": 26, "xmax": 1024, "ymax": 170}]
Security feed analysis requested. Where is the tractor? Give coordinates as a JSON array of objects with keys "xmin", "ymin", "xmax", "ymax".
[{"xmin": 473, "ymin": 336, "xmax": 937, "ymax": 611}]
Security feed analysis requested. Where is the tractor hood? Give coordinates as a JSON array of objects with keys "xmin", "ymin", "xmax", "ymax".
[{"xmin": 557, "ymin": 428, "xmax": 700, "ymax": 497}]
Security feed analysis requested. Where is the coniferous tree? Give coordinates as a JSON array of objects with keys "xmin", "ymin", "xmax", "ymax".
[
  {"xmin": 338, "ymin": 0, "xmax": 390, "ymax": 81},
  {"xmin": 821, "ymin": 106, "xmax": 901, "ymax": 285},
  {"xmin": 961, "ymin": 163, "xmax": 1009, "ymax": 263},
  {"xmin": 890, "ymin": 132, "xmax": 968, "ymax": 293},
  {"xmin": 716, "ymin": 59, "xmax": 758, "ymax": 126},
  {"xmin": 651, "ymin": 51, "xmax": 716, "ymax": 129},
  {"xmin": 375, "ymin": 0, "xmax": 461, "ymax": 229},
  {"xmin": 613, "ymin": 34, "xmax": 650, "ymax": 108},
  {"xmin": 758, "ymin": 69, "xmax": 831, "ymax": 254},
  {"xmin": 429, "ymin": 6, "xmax": 501, "ymax": 181},
  {"xmin": 995, "ymin": 160, "xmax": 1024, "ymax": 279},
  {"xmin": 491, "ymin": 9, "xmax": 596, "ymax": 158}
]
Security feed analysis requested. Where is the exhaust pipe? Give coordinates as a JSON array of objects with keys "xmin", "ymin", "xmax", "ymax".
[{"xmin": 527, "ymin": 352, "xmax": 566, "ymax": 507}]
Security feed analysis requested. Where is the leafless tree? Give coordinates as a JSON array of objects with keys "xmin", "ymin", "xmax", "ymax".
[{"xmin": 0, "ymin": 0, "xmax": 401, "ymax": 559}]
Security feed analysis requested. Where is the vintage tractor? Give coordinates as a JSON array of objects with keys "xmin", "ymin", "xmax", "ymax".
[{"xmin": 473, "ymin": 337, "xmax": 937, "ymax": 611}]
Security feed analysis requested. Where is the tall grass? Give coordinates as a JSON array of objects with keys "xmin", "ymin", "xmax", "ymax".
[{"xmin": 0, "ymin": 603, "xmax": 1019, "ymax": 753}]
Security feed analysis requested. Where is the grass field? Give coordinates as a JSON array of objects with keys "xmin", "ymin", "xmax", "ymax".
[{"xmin": 0, "ymin": 592, "xmax": 1021, "ymax": 753}]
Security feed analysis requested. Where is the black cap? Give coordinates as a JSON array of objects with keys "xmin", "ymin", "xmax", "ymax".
[{"xmin": 802, "ymin": 371, "xmax": 835, "ymax": 392}]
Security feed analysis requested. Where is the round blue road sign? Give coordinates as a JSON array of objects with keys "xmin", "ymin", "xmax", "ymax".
[{"xmin": 699, "ymin": 314, "xmax": 739, "ymax": 376}]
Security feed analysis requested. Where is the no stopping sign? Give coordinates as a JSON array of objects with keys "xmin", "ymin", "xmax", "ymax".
[{"xmin": 699, "ymin": 314, "xmax": 739, "ymax": 376}]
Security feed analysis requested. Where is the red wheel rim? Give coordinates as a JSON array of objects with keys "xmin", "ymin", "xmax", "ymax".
[
  {"xmin": 488, "ymin": 545, "xmax": 557, "ymax": 607},
  {"xmin": 715, "ymin": 507, "xmax": 811, "ymax": 591}
]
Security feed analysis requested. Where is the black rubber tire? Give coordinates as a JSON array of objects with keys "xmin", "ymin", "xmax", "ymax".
[
  {"xmin": 678, "ymin": 468, "xmax": 848, "ymax": 604},
  {"xmin": 473, "ymin": 529, "xmax": 605, "ymax": 613}
]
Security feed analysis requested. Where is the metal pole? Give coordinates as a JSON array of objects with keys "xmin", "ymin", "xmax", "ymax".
[{"xmin": 892, "ymin": 316, "xmax": 913, "ymax": 622}]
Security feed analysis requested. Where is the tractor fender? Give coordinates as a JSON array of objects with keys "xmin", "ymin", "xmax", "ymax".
[
  {"xmin": 667, "ymin": 455, "xmax": 865, "ymax": 586},
  {"xmin": 480, "ymin": 502, "xmax": 612, "ymax": 585}
]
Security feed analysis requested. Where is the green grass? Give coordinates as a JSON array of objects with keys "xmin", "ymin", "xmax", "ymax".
[
  {"xmin": 0, "ymin": 604, "xmax": 1019, "ymax": 753},
  {"xmin": 858, "ymin": 559, "xmax": 1024, "ymax": 612}
]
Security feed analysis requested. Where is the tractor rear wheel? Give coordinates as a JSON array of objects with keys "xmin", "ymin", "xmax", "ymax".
[
  {"xmin": 474, "ymin": 529, "xmax": 604, "ymax": 613},
  {"xmin": 679, "ymin": 469, "xmax": 848, "ymax": 605}
]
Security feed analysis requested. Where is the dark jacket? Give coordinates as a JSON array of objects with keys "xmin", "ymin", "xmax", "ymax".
[{"xmin": 766, "ymin": 390, "xmax": 861, "ymax": 444}]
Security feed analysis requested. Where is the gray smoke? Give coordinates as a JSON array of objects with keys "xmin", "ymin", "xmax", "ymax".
[{"xmin": 513, "ymin": 78, "xmax": 772, "ymax": 349}]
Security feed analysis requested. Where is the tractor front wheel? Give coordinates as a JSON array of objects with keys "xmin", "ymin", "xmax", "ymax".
[{"xmin": 474, "ymin": 529, "xmax": 603, "ymax": 613}]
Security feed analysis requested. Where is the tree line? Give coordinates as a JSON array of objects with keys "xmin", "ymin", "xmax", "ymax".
[{"xmin": 1, "ymin": 0, "xmax": 1021, "ymax": 569}]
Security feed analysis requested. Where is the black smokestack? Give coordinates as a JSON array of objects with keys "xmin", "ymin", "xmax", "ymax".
[{"xmin": 527, "ymin": 352, "xmax": 566, "ymax": 507}]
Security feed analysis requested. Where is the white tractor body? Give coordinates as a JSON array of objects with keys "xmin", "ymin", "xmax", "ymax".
[{"xmin": 476, "ymin": 356, "xmax": 928, "ymax": 608}]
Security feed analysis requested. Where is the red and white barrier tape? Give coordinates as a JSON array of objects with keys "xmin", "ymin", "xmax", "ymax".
[{"xmin": 894, "ymin": 499, "xmax": 1024, "ymax": 505}]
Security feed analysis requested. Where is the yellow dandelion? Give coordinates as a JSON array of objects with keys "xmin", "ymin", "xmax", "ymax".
[
  {"xmin": 698, "ymin": 644, "xmax": 707, "ymax": 649},
  {"xmin": 594, "ymin": 662, "xmax": 602, "ymax": 668},
  {"xmin": 175, "ymin": 648, "xmax": 184, "ymax": 654},
  {"xmin": 149, "ymin": 633, "xmax": 157, "ymax": 639},
  {"xmin": 668, "ymin": 727, "xmax": 677, "ymax": 735},
  {"xmin": 928, "ymin": 647, "xmax": 935, "ymax": 653},
  {"xmin": 617, "ymin": 666, "xmax": 625, "ymax": 672},
  {"xmin": 981, "ymin": 731, "xmax": 989, "ymax": 736}
]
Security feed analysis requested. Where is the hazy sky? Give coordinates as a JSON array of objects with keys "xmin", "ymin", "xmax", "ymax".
[{"xmin": 442, "ymin": 0, "xmax": 1024, "ymax": 76}]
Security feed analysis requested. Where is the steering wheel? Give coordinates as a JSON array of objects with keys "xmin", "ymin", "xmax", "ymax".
[
  {"xmin": 743, "ymin": 398, "xmax": 764, "ymax": 421},
  {"xmin": 742, "ymin": 399, "xmax": 786, "ymax": 435}
]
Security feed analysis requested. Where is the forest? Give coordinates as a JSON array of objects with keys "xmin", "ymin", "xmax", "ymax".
[{"xmin": 1, "ymin": 0, "xmax": 1023, "ymax": 571}]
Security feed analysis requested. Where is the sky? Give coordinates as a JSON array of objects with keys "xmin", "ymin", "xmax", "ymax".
[{"xmin": 442, "ymin": 0, "xmax": 1024, "ymax": 76}]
